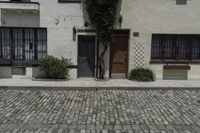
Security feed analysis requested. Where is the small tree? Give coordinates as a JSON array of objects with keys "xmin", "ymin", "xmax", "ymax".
[{"xmin": 85, "ymin": 0, "xmax": 119, "ymax": 79}]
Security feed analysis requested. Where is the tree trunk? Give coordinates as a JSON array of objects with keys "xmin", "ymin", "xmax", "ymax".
[{"xmin": 98, "ymin": 44, "xmax": 108, "ymax": 79}]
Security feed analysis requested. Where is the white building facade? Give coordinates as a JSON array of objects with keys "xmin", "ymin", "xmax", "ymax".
[{"xmin": 0, "ymin": 0, "xmax": 200, "ymax": 80}]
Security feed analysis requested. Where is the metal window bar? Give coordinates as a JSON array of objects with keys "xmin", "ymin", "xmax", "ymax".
[
  {"xmin": 151, "ymin": 35, "xmax": 162, "ymax": 59},
  {"xmin": 178, "ymin": 36, "xmax": 190, "ymax": 60},
  {"xmin": 0, "ymin": 29, "xmax": 2, "ymax": 59},
  {"xmin": 2, "ymin": 28, "xmax": 11, "ymax": 60},
  {"xmin": 192, "ymin": 36, "xmax": 200, "ymax": 60},
  {"xmin": 163, "ymin": 35, "xmax": 175, "ymax": 60}
]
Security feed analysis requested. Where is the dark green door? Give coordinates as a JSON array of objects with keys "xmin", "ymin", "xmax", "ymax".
[{"xmin": 78, "ymin": 36, "xmax": 95, "ymax": 77}]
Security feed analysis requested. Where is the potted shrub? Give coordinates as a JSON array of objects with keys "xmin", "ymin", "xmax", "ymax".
[
  {"xmin": 40, "ymin": 55, "xmax": 72, "ymax": 79},
  {"xmin": 129, "ymin": 68, "xmax": 155, "ymax": 82}
]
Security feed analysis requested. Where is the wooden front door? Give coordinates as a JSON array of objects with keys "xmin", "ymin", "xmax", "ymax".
[
  {"xmin": 110, "ymin": 31, "xmax": 129, "ymax": 78},
  {"xmin": 78, "ymin": 36, "xmax": 96, "ymax": 77}
]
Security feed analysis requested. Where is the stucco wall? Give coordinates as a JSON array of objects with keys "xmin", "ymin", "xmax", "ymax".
[
  {"xmin": 121, "ymin": 0, "xmax": 200, "ymax": 79},
  {"xmin": 0, "ymin": 0, "xmax": 88, "ymax": 78},
  {"xmin": 38, "ymin": 0, "xmax": 88, "ymax": 78},
  {"xmin": 37, "ymin": 0, "xmax": 111, "ymax": 78},
  {"xmin": 1, "ymin": 0, "xmax": 200, "ymax": 79}
]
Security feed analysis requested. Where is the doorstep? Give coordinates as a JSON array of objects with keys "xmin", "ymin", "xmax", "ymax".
[{"xmin": 0, "ymin": 78, "xmax": 199, "ymax": 90}]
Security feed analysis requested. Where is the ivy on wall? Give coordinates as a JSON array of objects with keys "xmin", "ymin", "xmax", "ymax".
[{"xmin": 85, "ymin": 0, "xmax": 119, "ymax": 44}]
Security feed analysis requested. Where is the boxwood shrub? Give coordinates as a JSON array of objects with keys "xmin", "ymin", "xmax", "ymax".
[
  {"xmin": 129, "ymin": 68, "xmax": 155, "ymax": 82},
  {"xmin": 40, "ymin": 55, "xmax": 72, "ymax": 79}
]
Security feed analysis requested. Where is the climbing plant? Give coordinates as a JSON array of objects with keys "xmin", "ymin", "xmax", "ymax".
[{"xmin": 85, "ymin": 0, "xmax": 119, "ymax": 79}]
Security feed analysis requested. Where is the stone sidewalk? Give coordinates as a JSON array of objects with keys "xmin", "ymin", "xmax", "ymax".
[{"xmin": 0, "ymin": 78, "xmax": 200, "ymax": 89}]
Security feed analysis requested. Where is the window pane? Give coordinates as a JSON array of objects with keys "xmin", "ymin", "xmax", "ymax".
[
  {"xmin": 13, "ymin": 29, "xmax": 23, "ymax": 60},
  {"xmin": 37, "ymin": 29, "xmax": 47, "ymax": 60},
  {"xmin": 163, "ymin": 35, "xmax": 175, "ymax": 59},
  {"xmin": 151, "ymin": 35, "xmax": 162, "ymax": 59},
  {"xmin": 2, "ymin": 28, "xmax": 11, "ymax": 60},
  {"xmin": 192, "ymin": 36, "xmax": 200, "ymax": 59},
  {"xmin": 178, "ymin": 36, "xmax": 190, "ymax": 60},
  {"xmin": 25, "ymin": 29, "xmax": 35, "ymax": 61}
]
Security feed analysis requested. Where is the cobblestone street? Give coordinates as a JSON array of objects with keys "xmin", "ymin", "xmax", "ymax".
[{"xmin": 0, "ymin": 89, "xmax": 200, "ymax": 133}]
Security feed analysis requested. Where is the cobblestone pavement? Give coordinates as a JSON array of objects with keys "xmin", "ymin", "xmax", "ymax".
[{"xmin": 0, "ymin": 89, "xmax": 200, "ymax": 133}]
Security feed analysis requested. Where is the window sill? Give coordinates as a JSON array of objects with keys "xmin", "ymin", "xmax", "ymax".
[
  {"xmin": 163, "ymin": 65, "xmax": 191, "ymax": 70},
  {"xmin": 0, "ymin": 1, "xmax": 40, "ymax": 11},
  {"xmin": 0, "ymin": 60, "xmax": 40, "ymax": 67},
  {"xmin": 0, "ymin": 1, "xmax": 39, "ymax": 5},
  {"xmin": 150, "ymin": 60, "xmax": 200, "ymax": 64},
  {"xmin": 58, "ymin": 0, "xmax": 81, "ymax": 3}
]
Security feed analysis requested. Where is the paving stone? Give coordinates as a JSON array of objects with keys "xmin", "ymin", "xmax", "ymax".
[{"xmin": 0, "ymin": 89, "xmax": 199, "ymax": 132}]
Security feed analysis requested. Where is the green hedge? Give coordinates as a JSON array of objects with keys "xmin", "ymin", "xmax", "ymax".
[
  {"xmin": 129, "ymin": 68, "xmax": 155, "ymax": 82},
  {"xmin": 40, "ymin": 56, "xmax": 72, "ymax": 79}
]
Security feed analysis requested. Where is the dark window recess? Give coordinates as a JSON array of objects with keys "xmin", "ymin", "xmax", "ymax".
[
  {"xmin": 176, "ymin": 0, "xmax": 187, "ymax": 5},
  {"xmin": 58, "ymin": 0, "xmax": 81, "ymax": 3},
  {"xmin": 151, "ymin": 34, "xmax": 200, "ymax": 61},
  {"xmin": 0, "ymin": 27, "xmax": 47, "ymax": 61}
]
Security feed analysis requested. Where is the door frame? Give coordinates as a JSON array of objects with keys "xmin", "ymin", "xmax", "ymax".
[
  {"xmin": 109, "ymin": 29, "xmax": 130, "ymax": 78},
  {"xmin": 77, "ymin": 35, "xmax": 97, "ymax": 78}
]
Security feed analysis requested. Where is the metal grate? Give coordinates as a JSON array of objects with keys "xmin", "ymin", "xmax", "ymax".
[
  {"xmin": 12, "ymin": 67, "xmax": 26, "ymax": 75},
  {"xmin": 0, "ymin": 27, "xmax": 47, "ymax": 62}
]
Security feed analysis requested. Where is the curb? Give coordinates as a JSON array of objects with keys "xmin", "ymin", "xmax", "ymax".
[{"xmin": 0, "ymin": 86, "xmax": 199, "ymax": 91}]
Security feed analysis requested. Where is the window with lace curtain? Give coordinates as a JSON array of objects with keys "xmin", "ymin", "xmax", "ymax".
[{"xmin": 151, "ymin": 34, "xmax": 200, "ymax": 61}]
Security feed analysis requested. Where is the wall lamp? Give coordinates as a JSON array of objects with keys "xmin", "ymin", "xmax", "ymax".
[
  {"xmin": 73, "ymin": 26, "xmax": 77, "ymax": 41},
  {"xmin": 119, "ymin": 15, "xmax": 123, "ymax": 23}
]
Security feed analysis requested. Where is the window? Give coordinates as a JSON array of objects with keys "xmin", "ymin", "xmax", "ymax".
[
  {"xmin": 58, "ymin": 0, "xmax": 81, "ymax": 3},
  {"xmin": 151, "ymin": 34, "xmax": 200, "ymax": 61},
  {"xmin": 0, "ymin": 27, "xmax": 47, "ymax": 61},
  {"xmin": 176, "ymin": 0, "xmax": 187, "ymax": 5}
]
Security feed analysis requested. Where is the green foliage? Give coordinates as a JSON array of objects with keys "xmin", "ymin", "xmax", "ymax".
[
  {"xmin": 40, "ymin": 56, "xmax": 72, "ymax": 79},
  {"xmin": 129, "ymin": 68, "xmax": 155, "ymax": 82},
  {"xmin": 85, "ymin": 0, "xmax": 119, "ymax": 44}
]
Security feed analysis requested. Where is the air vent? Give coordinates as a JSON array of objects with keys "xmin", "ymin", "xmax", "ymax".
[
  {"xmin": 176, "ymin": 0, "xmax": 187, "ymax": 5},
  {"xmin": 12, "ymin": 67, "xmax": 26, "ymax": 75}
]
